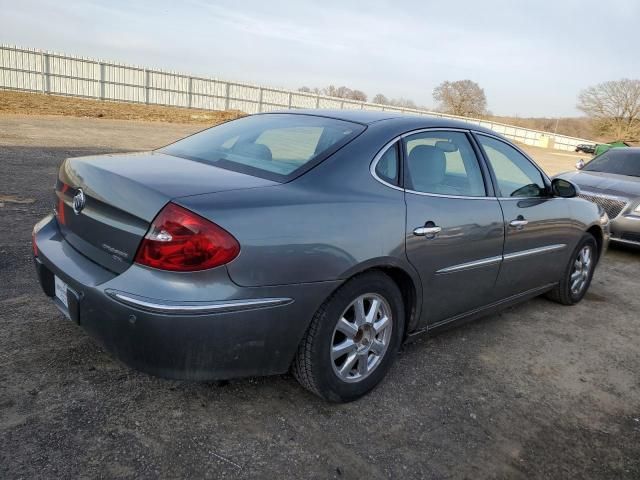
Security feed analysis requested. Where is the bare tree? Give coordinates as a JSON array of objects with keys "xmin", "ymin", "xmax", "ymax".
[
  {"xmin": 350, "ymin": 89, "xmax": 367, "ymax": 102},
  {"xmin": 298, "ymin": 86, "xmax": 320, "ymax": 94},
  {"xmin": 389, "ymin": 97, "xmax": 417, "ymax": 109},
  {"xmin": 299, "ymin": 85, "xmax": 368, "ymax": 102},
  {"xmin": 433, "ymin": 80, "xmax": 487, "ymax": 117},
  {"xmin": 577, "ymin": 79, "xmax": 640, "ymax": 140},
  {"xmin": 372, "ymin": 94, "xmax": 419, "ymax": 109},
  {"xmin": 372, "ymin": 93, "xmax": 389, "ymax": 105}
]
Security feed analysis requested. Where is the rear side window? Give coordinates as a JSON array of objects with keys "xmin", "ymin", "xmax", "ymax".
[
  {"xmin": 403, "ymin": 131, "xmax": 486, "ymax": 197},
  {"xmin": 161, "ymin": 114, "xmax": 365, "ymax": 182},
  {"xmin": 375, "ymin": 143, "xmax": 400, "ymax": 185}
]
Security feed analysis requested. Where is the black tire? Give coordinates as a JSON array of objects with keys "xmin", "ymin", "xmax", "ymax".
[
  {"xmin": 291, "ymin": 271, "xmax": 405, "ymax": 402},
  {"xmin": 546, "ymin": 233, "xmax": 598, "ymax": 305}
]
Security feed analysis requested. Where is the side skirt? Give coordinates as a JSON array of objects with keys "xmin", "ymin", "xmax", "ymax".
[{"xmin": 406, "ymin": 282, "xmax": 558, "ymax": 340}]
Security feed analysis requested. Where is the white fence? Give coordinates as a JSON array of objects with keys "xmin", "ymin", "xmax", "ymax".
[{"xmin": 0, "ymin": 45, "xmax": 593, "ymax": 151}]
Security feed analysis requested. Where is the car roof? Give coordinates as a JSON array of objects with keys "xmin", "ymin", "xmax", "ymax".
[
  {"xmin": 263, "ymin": 109, "xmax": 498, "ymax": 135},
  {"xmin": 606, "ymin": 147, "xmax": 640, "ymax": 153}
]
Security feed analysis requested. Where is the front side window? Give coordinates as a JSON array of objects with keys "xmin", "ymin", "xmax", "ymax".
[
  {"xmin": 403, "ymin": 131, "xmax": 486, "ymax": 197},
  {"xmin": 161, "ymin": 114, "xmax": 365, "ymax": 181},
  {"xmin": 477, "ymin": 135, "xmax": 547, "ymax": 198}
]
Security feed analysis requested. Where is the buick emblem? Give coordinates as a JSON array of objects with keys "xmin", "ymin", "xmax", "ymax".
[{"xmin": 72, "ymin": 188, "xmax": 86, "ymax": 215}]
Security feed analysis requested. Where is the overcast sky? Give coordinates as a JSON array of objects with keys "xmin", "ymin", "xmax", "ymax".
[{"xmin": 1, "ymin": 0, "xmax": 639, "ymax": 117}]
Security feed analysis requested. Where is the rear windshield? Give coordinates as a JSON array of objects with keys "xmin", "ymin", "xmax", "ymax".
[
  {"xmin": 160, "ymin": 114, "xmax": 365, "ymax": 181},
  {"xmin": 584, "ymin": 149, "xmax": 640, "ymax": 177}
]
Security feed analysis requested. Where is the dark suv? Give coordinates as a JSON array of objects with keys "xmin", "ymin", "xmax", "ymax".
[{"xmin": 575, "ymin": 144, "xmax": 596, "ymax": 154}]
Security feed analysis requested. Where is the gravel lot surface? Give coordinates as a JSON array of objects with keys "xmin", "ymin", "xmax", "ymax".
[{"xmin": 1, "ymin": 115, "xmax": 639, "ymax": 479}]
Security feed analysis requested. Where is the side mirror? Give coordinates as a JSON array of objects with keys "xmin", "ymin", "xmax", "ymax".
[
  {"xmin": 576, "ymin": 159, "xmax": 585, "ymax": 170},
  {"xmin": 551, "ymin": 178, "xmax": 579, "ymax": 198}
]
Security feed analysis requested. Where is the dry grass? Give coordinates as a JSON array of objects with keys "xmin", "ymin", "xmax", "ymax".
[{"xmin": 0, "ymin": 90, "xmax": 245, "ymax": 125}]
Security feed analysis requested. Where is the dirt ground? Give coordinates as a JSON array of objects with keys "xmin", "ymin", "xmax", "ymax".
[{"xmin": 0, "ymin": 114, "xmax": 639, "ymax": 479}]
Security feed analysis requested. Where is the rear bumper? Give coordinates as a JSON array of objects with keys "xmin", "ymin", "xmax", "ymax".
[{"xmin": 33, "ymin": 215, "xmax": 339, "ymax": 380}]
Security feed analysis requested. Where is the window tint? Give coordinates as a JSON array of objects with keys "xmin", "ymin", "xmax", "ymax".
[
  {"xmin": 161, "ymin": 114, "xmax": 365, "ymax": 181},
  {"xmin": 583, "ymin": 149, "xmax": 640, "ymax": 177},
  {"xmin": 403, "ymin": 131, "xmax": 485, "ymax": 196},
  {"xmin": 375, "ymin": 143, "xmax": 400, "ymax": 185},
  {"xmin": 477, "ymin": 135, "xmax": 547, "ymax": 197}
]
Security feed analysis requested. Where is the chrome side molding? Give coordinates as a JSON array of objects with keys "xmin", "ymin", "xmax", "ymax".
[
  {"xmin": 436, "ymin": 244, "xmax": 566, "ymax": 274},
  {"xmin": 502, "ymin": 244, "xmax": 566, "ymax": 261},
  {"xmin": 436, "ymin": 255, "xmax": 503, "ymax": 274},
  {"xmin": 106, "ymin": 291, "xmax": 293, "ymax": 315}
]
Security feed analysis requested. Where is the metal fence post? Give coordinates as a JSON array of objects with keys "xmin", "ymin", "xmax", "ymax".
[
  {"xmin": 224, "ymin": 82, "xmax": 230, "ymax": 110},
  {"xmin": 287, "ymin": 92, "xmax": 292, "ymax": 108},
  {"xmin": 144, "ymin": 69, "xmax": 150, "ymax": 104},
  {"xmin": 340, "ymin": 100, "xmax": 344, "ymax": 110},
  {"xmin": 40, "ymin": 52, "xmax": 50, "ymax": 93},
  {"xmin": 187, "ymin": 76, "xmax": 193, "ymax": 108},
  {"xmin": 258, "ymin": 87, "xmax": 264, "ymax": 112},
  {"xmin": 99, "ymin": 62, "xmax": 105, "ymax": 100}
]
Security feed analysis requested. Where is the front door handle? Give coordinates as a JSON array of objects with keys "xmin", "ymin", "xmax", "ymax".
[
  {"xmin": 509, "ymin": 217, "xmax": 528, "ymax": 229},
  {"xmin": 413, "ymin": 221, "xmax": 441, "ymax": 238}
]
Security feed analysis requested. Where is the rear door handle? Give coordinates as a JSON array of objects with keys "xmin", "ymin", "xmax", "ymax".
[
  {"xmin": 509, "ymin": 218, "xmax": 528, "ymax": 229},
  {"xmin": 413, "ymin": 221, "xmax": 442, "ymax": 238}
]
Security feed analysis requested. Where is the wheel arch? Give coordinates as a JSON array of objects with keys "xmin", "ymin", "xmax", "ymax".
[
  {"xmin": 336, "ymin": 258, "xmax": 423, "ymax": 336},
  {"xmin": 586, "ymin": 224, "xmax": 604, "ymax": 262}
]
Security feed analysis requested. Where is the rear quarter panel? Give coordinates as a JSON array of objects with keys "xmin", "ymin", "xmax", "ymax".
[{"xmin": 176, "ymin": 127, "xmax": 413, "ymax": 287}]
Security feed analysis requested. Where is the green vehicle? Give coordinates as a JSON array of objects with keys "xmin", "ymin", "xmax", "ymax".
[{"xmin": 594, "ymin": 141, "xmax": 631, "ymax": 156}]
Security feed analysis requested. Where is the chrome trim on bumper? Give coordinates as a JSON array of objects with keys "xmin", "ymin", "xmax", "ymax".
[
  {"xmin": 503, "ymin": 244, "xmax": 566, "ymax": 261},
  {"xmin": 107, "ymin": 291, "xmax": 294, "ymax": 315}
]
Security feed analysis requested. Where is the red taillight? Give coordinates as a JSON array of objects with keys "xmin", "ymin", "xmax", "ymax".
[
  {"xmin": 57, "ymin": 183, "xmax": 69, "ymax": 225},
  {"xmin": 134, "ymin": 203, "xmax": 240, "ymax": 272}
]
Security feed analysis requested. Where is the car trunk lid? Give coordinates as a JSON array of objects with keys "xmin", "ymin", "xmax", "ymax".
[{"xmin": 56, "ymin": 151, "xmax": 277, "ymax": 273}]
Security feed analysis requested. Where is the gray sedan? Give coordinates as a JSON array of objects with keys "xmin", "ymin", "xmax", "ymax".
[
  {"xmin": 559, "ymin": 148, "xmax": 640, "ymax": 247},
  {"xmin": 33, "ymin": 111, "xmax": 609, "ymax": 402}
]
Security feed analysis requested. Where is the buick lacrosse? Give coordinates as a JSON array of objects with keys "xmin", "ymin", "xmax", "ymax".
[{"xmin": 33, "ymin": 110, "xmax": 609, "ymax": 402}]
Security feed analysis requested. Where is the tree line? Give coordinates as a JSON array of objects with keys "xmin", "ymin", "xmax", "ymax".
[
  {"xmin": 299, "ymin": 79, "xmax": 640, "ymax": 142},
  {"xmin": 298, "ymin": 80, "xmax": 487, "ymax": 115}
]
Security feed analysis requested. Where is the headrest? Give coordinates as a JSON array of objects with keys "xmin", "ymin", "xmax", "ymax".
[
  {"xmin": 234, "ymin": 142, "xmax": 273, "ymax": 161},
  {"xmin": 408, "ymin": 145, "xmax": 446, "ymax": 188}
]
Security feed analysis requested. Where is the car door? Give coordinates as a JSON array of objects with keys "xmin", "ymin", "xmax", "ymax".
[
  {"xmin": 474, "ymin": 133, "xmax": 575, "ymax": 297},
  {"xmin": 402, "ymin": 129, "xmax": 505, "ymax": 326}
]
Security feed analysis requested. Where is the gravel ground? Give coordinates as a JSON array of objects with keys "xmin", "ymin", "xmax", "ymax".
[{"xmin": 1, "ymin": 115, "xmax": 639, "ymax": 479}]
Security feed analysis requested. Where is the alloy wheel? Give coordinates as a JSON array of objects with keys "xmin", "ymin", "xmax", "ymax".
[
  {"xmin": 570, "ymin": 245, "xmax": 593, "ymax": 295},
  {"xmin": 330, "ymin": 293, "xmax": 393, "ymax": 383}
]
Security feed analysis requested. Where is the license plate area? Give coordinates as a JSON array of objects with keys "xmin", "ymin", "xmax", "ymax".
[
  {"xmin": 52, "ymin": 274, "xmax": 80, "ymax": 324},
  {"xmin": 55, "ymin": 275, "xmax": 68, "ymax": 308},
  {"xmin": 35, "ymin": 260, "xmax": 81, "ymax": 324}
]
